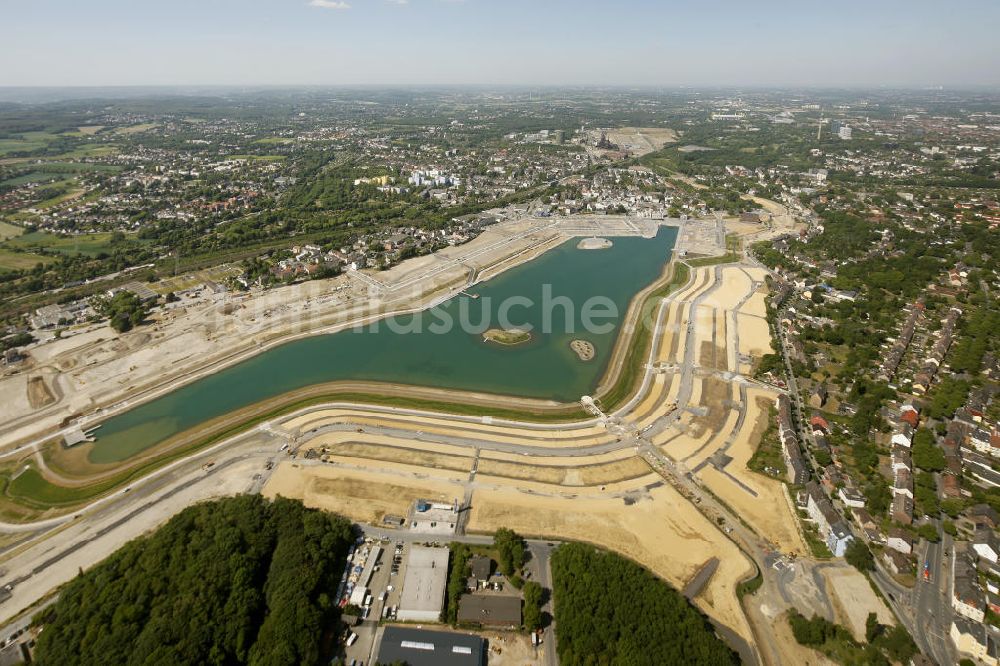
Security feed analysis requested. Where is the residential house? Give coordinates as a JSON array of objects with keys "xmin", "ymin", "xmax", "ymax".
[
  {"xmin": 991, "ymin": 591, "xmax": 1000, "ymax": 617},
  {"xmin": 891, "ymin": 423, "xmax": 914, "ymax": 448},
  {"xmin": 950, "ymin": 619, "xmax": 999, "ymax": 665},
  {"xmin": 899, "ymin": 404, "xmax": 920, "ymax": 428},
  {"xmin": 941, "ymin": 474, "xmax": 962, "ymax": 499},
  {"xmin": 468, "ymin": 555, "xmax": 492, "ymax": 585},
  {"xmin": 953, "ymin": 545, "xmax": 987, "ymax": 623},
  {"xmin": 806, "ymin": 482, "xmax": 854, "ymax": 557},
  {"xmin": 783, "ymin": 436, "xmax": 810, "ymax": 485},
  {"xmin": 852, "ymin": 508, "xmax": 883, "ymax": 543},
  {"xmin": 970, "ymin": 428, "xmax": 1000, "ymax": 458},
  {"xmin": 970, "ymin": 505, "xmax": 1000, "ymax": 531},
  {"xmin": 810, "ymin": 415, "xmax": 830, "ymax": 434},
  {"xmin": 827, "ymin": 521, "xmax": 854, "ymax": 558},
  {"xmin": 891, "ymin": 445, "xmax": 912, "ymax": 473},
  {"xmin": 838, "ymin": 486, "xmax": 866, "ymax": 509},
  {"xmin": 878, "ymin": 302, "xmax": 922, "ymax": 382},
  {"xmin": 883, "ymin": 549, "xmax": 911, "ymax": 575},
  {"xmin": 974, "ymin": 528, "xmax": 1000, "ymax": 564},
  {"xmin": 887, "ymin": 528, "xmax": 913, "ymax": 555},
  {"xmin": 808, "ymin": 385, "xmax": 828, "ymax": 409},
  {"xmin": 892, "ymin": 494, "xmax": 914, "ymax": 526},
  {"xmin": 821, "ymin": 465, "xmax": 843, "ymax": 493},
  {"xmin": 894, "ymin": 468, "xmax": 914, "ymax": 499}
]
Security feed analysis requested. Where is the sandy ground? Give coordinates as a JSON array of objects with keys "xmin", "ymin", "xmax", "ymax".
[
  {"xmin": 26, "ymin": 377, "xmax": 55, "ymax": 409},
  {"xmin": 770, "ymin": 613, "xmax": 839, "ymax": 666},
  {"xmin": 322, "ymin": 441, "xmax": 474, "ymax": 473},
  {"xmin": 285, "ymin": 408, "xmax": 610, "ymax": 444},
  {"xmin": 263, "ymin": 462, "xmax": 465, "ymax": 524},
  {"xmin": 588, "ymin": 127, "xmax": 678, "ymax": 157},
  {"xmin": 478, "ymin": 447, "xmax": 635, "ymax": 465},
  {"xmin": 823, "ymin": 568, "xmax": 896, "ymax": 641},
  {"xmin": 1, "ymin": 376, "xmax": 31, "ymax": 417},
  {"xmin": 466, "ymin": 484, "xmax": 753, "ymax": 642},
  {"xmin": 475, "ymin": 456, "xmax": 650, "ymax": 487},
  {"xmin": 702, "ymin": 267, "xmax": 752, "ymax": 311},
  {"xmin": 738, "ymin": 313, "xmax": 774, "ymax": 358},
  {"xmin": 480, "ymin": 631, "xmax": 543, "ymax": 665},
  {"xmin": 309, "ymin": 434, "xmax": 473, "ymax": 458}
]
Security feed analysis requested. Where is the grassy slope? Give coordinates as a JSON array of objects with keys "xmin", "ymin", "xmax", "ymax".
[
  {"xmin": 5, "ymin": 231, "xmax": 119, "ymax": 257},
  {"xmin": 0, "ymin": 220, "xmax": 25, "ymax": 241}
]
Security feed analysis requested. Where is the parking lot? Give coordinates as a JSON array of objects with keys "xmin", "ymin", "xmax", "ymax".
[{"xmin": 341, "ymin": 536, "xmax": 414, "ymax": 666}]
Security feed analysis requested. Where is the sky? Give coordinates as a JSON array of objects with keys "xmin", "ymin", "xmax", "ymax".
[{"xmin": 2, "ymin": 0, "xmax": 999, "ymax": 88}]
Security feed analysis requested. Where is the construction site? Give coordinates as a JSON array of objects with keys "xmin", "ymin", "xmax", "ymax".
[{"xmin": 0, "ymin": 204, "xmax": 893, "ymax": 664}]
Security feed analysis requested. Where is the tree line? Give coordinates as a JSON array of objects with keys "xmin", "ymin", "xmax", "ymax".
[
  {"xmin": 33, "ymin": 496, "xmax": 355, "ymax": 666},
  {"xmin": 550, "ymin": 542, "xmax": 737, "ymax": 665}
]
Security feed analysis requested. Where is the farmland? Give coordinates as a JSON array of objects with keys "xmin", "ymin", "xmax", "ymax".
[{"xmin": 4, "ymin": 231, "xmax": 122, "ymax": 257}]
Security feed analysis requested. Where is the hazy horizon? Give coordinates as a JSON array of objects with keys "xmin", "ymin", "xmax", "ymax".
[{"xmin": 4, "ymin": 0, "xmax": 1000, "ymax": 90}]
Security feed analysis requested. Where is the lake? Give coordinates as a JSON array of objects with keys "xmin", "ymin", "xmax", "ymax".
[{"xmin": 88, "ymin": 227, "xmax": 678, "ymax": 463}]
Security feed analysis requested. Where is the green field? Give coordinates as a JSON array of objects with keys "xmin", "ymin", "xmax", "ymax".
[
  {"xmin": 254, "ymin": 137, "xmax": 293, "ymax": 145},
  {"xmin": 62, "ymin": 125, "xmax": 106, "ymax": 137},
  {"xmin": 1, "ymin": 161, "xmax": 118, "ymax": 188},
  {"xmin": 228, "ymin": 154, "xmax": 287, "ymax": 162},
  {"xmin": 33, "ymin": 184, "xmax": 84, "ymax": 210},
  {"xmin": 0, "ymin": 220, "xmax": 24, "ymax": 240},
  {"xmin": 2, "ymin": 172, "xmax": 61, "ymax": 187},
  {"xmin": 5, "ymin": 466, "xmax": 128, "ymax": 508},
  {"xmin": 113, "ymin": 123, "xmax": 158, "ymax": 135},
  {"xmin": 5, "ymin": 230, "xmax": 118, "ymax": 257},
  {"xmin": 33, "ymin": 161, "xmax": 122, "ymax": 174},
  {"xmin": 0, "ymin": 248, "xmax": 52, "ymax": 272},
  {"xmin": 686, "ymin": 252, "xmax": 741, "ymax": 267},
  {"xmin": 51, "ymin": 145, "xmax": 119, "ymax": 160},
  {"xmin": 0, "ymin": 132, "xmax": 62, "ymax": 156}
]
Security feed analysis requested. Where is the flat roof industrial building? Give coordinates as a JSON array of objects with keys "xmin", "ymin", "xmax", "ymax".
[
  {"xmin": 457, "ymin": 594, "xmax": 522, "ymax": 629},
  {"xmin": 375, "ymin": 626, "xmax": 485, "ymax": 666},
  {"xmin": 397, "ymin": 545, "xmax": 449, "ymax": 622}
]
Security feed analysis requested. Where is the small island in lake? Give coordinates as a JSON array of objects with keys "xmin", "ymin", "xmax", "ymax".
[
  {"xmin": 570, "ymin": 339, "xmax": 596, "ymax": 361},
  {"xmin": 577, "ymin": 237, "xmax": 613, "ymax": 250},
  {"xmin": 483, "ymin": 328, "xmax": 532, "ymax": 346}
]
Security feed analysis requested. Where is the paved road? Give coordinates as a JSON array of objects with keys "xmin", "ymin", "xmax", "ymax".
[
  {"xmin": 912, "ymin": 536, "xmax": 957, "ymax": 665},
  {"xmin": 526, "ymin": 541, "xmax": 558, "ymax": 666},
  {"xmin": 0, "ymin": 430, "xmax": 280, "ymax": 625}
]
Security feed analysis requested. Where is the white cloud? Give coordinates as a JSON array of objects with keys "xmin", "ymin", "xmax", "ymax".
[
  {"xmin": 386, "ymin": 0, "xmax": 409, "ymax": 4},
  {"xmin": 309, "ymin": 0, "xmax": 351, "ymax": 9}
]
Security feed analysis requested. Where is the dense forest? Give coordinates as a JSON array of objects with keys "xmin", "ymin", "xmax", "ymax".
[
  {"xmin": 550, "ymin": 542, "xmax": 738, "ymax": 665},
  {"xmin": 33, "ymin": 496, "xmax": 355, "ymax": 666}
]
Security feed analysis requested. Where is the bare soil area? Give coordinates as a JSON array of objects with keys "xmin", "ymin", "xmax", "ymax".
[
  {"xmin": 823, "ymin": 567, "xmax": 896, "ymax": 641},
  {"xmin": 27, "ymin": 376, "xmax": 55, "ymax": 409},
  {"xmin": 263, "ymin": 462, "xmax": 463, "ymax": 525},
  {"xmin": 467, "ymin": 483, "xmax": 753, "ymax": 642}
]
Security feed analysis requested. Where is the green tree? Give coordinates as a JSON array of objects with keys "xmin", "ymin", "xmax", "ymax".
[
  {"xmin": 845, "ymin": 539, "xmax": 874, "ymax": 572},
  {"xmin": 912, "ymin": 429, "xmax": 945, "ymax": 472},
  {"xmin": 522, "ymin": 581, "xmax": 543, "ymax": 632},
  {"xmin": 445, "ymin": 543, "xmax": 472, "ymax": 624},
  {"xmin": 916, "ymin": 524, "xmax": 940, "ymax": 542},
  {"xmin": 873, "ymin": 624, "xmax": 917, "ymax": 662},
  {"xmin": 91, "ymin": 290, "xmax": 150, "ymax": 333},
  {"xmin": 33, "ymin": 496, "xmax": 354, "ymax": 666},
  {"xmin": 551, "ymin": 543, "xmax": 736, "ymax": 664},
  {"xmin": 865, "ymin": 612, "xmax": 882, "ymax": 643},
  {"xmin": 494, "ymin": 528, "xmax": 527, "ymax": 577}
]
